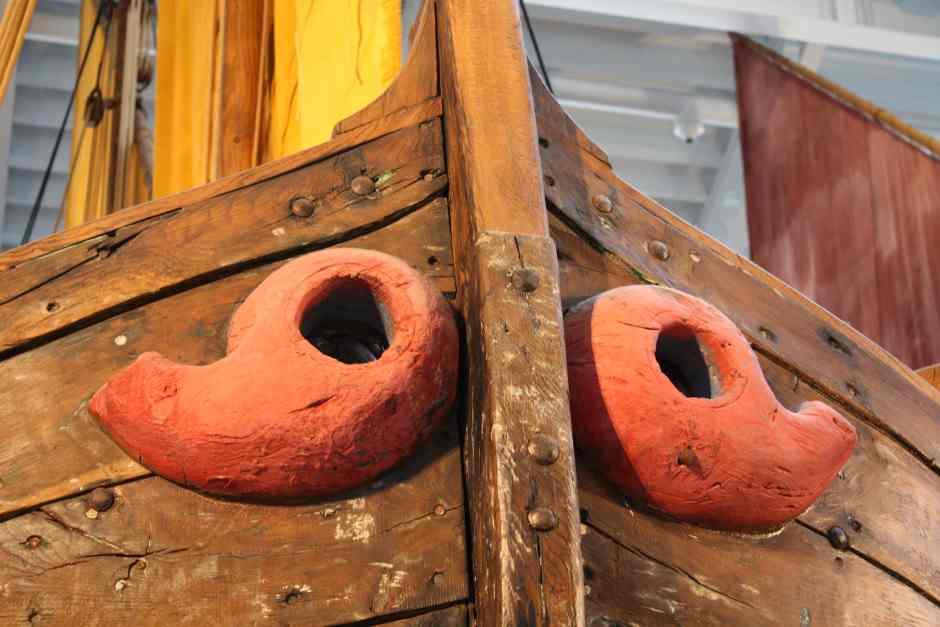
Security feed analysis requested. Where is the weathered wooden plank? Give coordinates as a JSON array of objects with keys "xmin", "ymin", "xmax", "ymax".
[
  {"xmin": 437, "ymin": 1, "xmax": 583, "ymax": 624},
  {"xmin": 0, "ymin": 200, "xmax": 454, "ymax": 520},
  {"xmin": 0, "ymin": 120, "xmax": 446, "ymax": 355},
  {"xmin": 0, "ymin": 420, "xmax": 467, "ymax": 626},
  {"xmin": 333, "ymin": 0, "xmax": 438, "ymax": 137},
  {"xmin": 550, "ymin": 211, "xmax": 940, "ymax": 606},
  {"xmin": 531, "ymin": 69, "xmax": 940, "ymax": 471},
  {"xmin": 580, "ymin": 464, "xmax": 939, "ymax": 626},
  {"xmin": 0, "ymin": 98, "xmax": 442, "ymax": 272}
]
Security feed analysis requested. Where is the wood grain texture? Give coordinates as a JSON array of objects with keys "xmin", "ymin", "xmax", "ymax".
[
  {"xmin": 333, "ymin": 0, "xmax": 438, "ymax": 137},
  {"xmin": 219, "ymin": 0, "xmax": 265, "ymax": 175},
  {"xmin": 734, "ymin": 37, "xmax": 940, "ymax": 369},
  {"xmin": 918, "ymin": 364, "xmax": 940, "ymax": 391},
  {"xmin": 0, "ymin": 200, "xmax": 454, "ymax": 520},
  {"xmin": 580, "ymin": 465, "xmax": 939, "ymax": 626},
  {"xmin": 0, "ymin": 120, "xmax": 446, "ymax": 355},
  {"xmin": 460, "ymin": 234, "xmax": 583, "ymax": 626},
  {"xmin": 438, "ymin": 1, "xmax": 583, "ymax": 624},
  {"xmin": 531, "ymin": 69, "xmax": 940, "ymax": 472},
  {"xmin": 0, "ymin": 98, "xmax": 441, "ymax": 272},
  {"xmin": 377, "ymin": 604, "xmax": 469, "ymax": 626},
  {"xmin": 550, "ymin": 203, "xmax": 940, "ymax": 608},
  {"xmin": 0, "ymin": 421, "xmax": 467, "ymax": 626}
]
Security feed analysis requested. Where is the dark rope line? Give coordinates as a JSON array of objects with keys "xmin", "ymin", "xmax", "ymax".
[
  {"xmin": 20, "ymin": 1, "xmax": 112, "ymax": 245},
  {"xmin": 519, "ymin": 0, "xmax": 553, "ymax": 93}
]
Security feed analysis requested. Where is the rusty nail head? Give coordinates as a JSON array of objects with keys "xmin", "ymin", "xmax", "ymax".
[
  {"xmin": 648, "ymin": 240, "xmax": 670, "ymax": 261},
  {"xmin": 528, "ymin": 507, "xmax": 558, "ymax": 531},
  {"xmin": 25, "ymin": 535, "xmax": 43, "ymax": 549},
  {"xmin": 350, "ymin": 175, "xmax": 375, "ymax": 196},
  {"xmin": 511, "ymin": 268, "xmax": 540, "ymax": 293},
  {"xmin": 827, "ymin": 526, "xmax": 850, "ymax": 550},
  {"xmin": 592, "ymin": 194, "xmax": 613, "ymax": 213},
  {"xmin": 87, "ymin": 488, "xmax": 115, "ymax": 512},
  {"xmin": 289, "ymin": 196, "xmax": 316, "ymax": 218},
  {"xmin": 433, "ymin": 503, "xmax": 446, "ymax": 516},
  {"xmin": 528, "ymin": 434, "xmax": 559, "ymax": 465}
]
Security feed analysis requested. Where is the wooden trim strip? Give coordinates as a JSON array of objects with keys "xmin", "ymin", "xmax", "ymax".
[
  {"xmin": 438, "ymin": 1, "xmax": 584, "ymax": 624},
  {"xmin": 0, "ymin": 98, "xmax": 442, "ymax": 272},
  {"xmin": 731, "ymin": 34, "xmax": 940, "ymax": 163}
]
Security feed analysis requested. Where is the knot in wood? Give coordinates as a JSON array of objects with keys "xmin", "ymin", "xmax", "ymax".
[
  {"xmin": 527, "ymin": 433, "xmax": 559, "ymax": 465},
  {"xmin": 648, "ymin": 240, "xmax": 670, "ymax": 261},
  {"xmin": 591, "ymin": 193, "xmax": 613, "ymax": 213},
  {"xmin": 827, "ymin": 525, "xmax": 850, "ymax": 550},
  {"xmin": 511, "ymin": 268, "xmax": 540, "ymax": 293},
  {"xmin": 350, "ymin": 175, "xmax": 376, "ymax": 196},
  {"xmin": 289, "ymin": 196, "xmax": 317, "ymax": 218},
  {"xmin": 527, "ymin": 507, "xmax": 558, "ymax": 531},
  {"xmin": 87, "ymin": 488, "xmax": 115, "ymax": 512},
  {"xmin": 25, "ymin": 535, "xmax": 43, "ymax": 549}
]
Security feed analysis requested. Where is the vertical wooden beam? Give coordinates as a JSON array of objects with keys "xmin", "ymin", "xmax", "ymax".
[
  {"xmin": 219, "ymin": 0, "xmax": 265, "ymax": 176},
  {"xmin": 112, "ymin": 0, "xmax": 142, "ymax": 210},
  {"xmin": 0, "ymin": 65, "xmax": 15, "ymax": 248},
  {"xmin": 438, "ymin": 1, "xmax": 584, "ymax": 625}
]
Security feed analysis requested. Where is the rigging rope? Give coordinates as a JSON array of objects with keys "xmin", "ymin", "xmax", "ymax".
[
  {"xmin": 20, "ymin": 0, "xmax": 112, "ymax": 244},
  {"xmin": 519, "ymin": 0, "xmax": 553, "ymax": 93}
]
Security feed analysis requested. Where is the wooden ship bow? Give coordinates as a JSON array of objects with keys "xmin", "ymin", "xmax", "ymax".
[{"xmin": 0, "ymin": 1, "xmax": 938, "ymax": 625}]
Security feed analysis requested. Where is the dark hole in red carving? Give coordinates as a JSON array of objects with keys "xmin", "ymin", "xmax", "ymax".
[
  {"xmin": 300, "ymin": 279, "xmax": 391, "ymax": 364},
  {"xmin": 655, "ymin": 324, "xmax": 717, "ymax": 399}
]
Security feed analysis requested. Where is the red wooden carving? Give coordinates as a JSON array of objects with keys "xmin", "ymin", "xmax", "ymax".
[
  {"xmin": 90, "ymin": 248, "xmax": 459, "ymax": 499},
  {"xmin": 565, "ymin": 286, "xmax": 857, "ymax": 532}
]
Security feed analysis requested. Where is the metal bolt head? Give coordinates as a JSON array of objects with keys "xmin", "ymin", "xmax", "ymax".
[
  {"xmin": 431, "ymin": 571, "xmax": 445, "ymax": 586},
  {"xmin": 527, "ymin": 507, "xmax": 558, "ymax": 531},
  {"xmin": 511, "ymin": 268, "xmax": 540, "ymax": 293},
  {"xmin": 648, "ymin": 240, "xmax": 670, "ymax": 261},
  {"xmin": 25, "ymin": 535, "xmax": 43, "ymax": 549},
  {"xmin": 827, "ymin": 525, "xmax": 850, "ymax": 550},
  {"xmin": 289, "ymin": 196, "xmax": 316, "ymax": 218},
  {"xmin": 87, "ymin": 488, "xmax": 115, "ymax": 512},
  {"xmin": 592, "ymin": 194, "xmax": 613, "ymax": 213},
  {"xmin": 350, "ymin": 175, "xmax": 375, "ymax": 196},
  {"xmin": 527, "ymin": 434, "xmax": 559, "ymax": 465},
  {"xmin": 433, "ymin": 503, "xmax": 446, "ymax": 516}
]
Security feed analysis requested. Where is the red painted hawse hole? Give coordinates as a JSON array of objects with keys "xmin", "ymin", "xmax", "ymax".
[
  {"xmin": 90, "ymin": 248, "xmax": 459, "ymax": 499},
  {"xmin": 565, "ymin": 286, "xmax": 857, "ymax": 532}
]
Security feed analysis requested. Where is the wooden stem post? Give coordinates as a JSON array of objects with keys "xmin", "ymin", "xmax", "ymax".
[{"xmin": 438, "ymin": 1, "xmax": 584, "ymax": 624}]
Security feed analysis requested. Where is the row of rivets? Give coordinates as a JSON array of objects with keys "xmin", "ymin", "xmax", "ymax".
[{"xmin": 289, "ymin": 174, "xmax": 378, "ymax": 219}]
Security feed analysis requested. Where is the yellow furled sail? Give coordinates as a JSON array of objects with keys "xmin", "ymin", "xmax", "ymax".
[
  {"xmin": 152, "ymin": 1, "xmax": 223, "ymax": 200},
  {"xmin": 152, "ymin": 0, "xmax": 401, "ymax": 199},
  {"xmin": 267, "ymin": 0, "xmax": 401, "ymax": 159}
]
